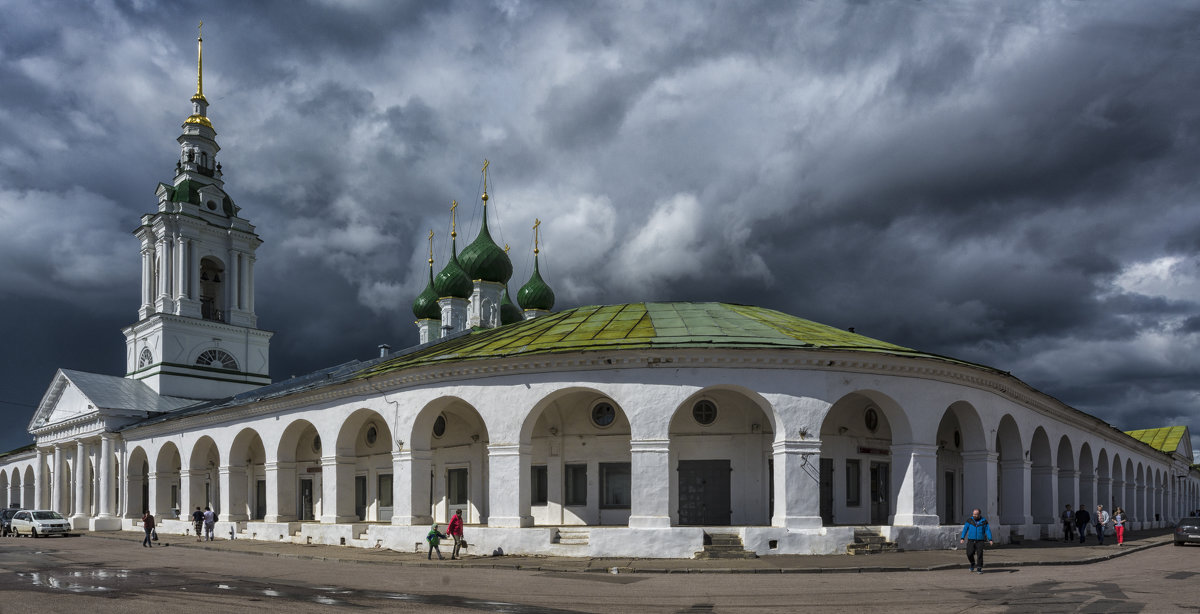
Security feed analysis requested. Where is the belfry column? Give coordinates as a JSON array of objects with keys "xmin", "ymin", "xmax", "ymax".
[
  {"xmin": 71, "ymin": 440, "xmax": 89, "ymax": 529},
  {"xmin": 628, "ymin": 439, "xmax": 672, "ymax": 528},
  {"xmin": 771, "ymin": 440, "xmax": 823, "ymax": 528},
  {"xmin": 486, "ymin": 443, "xmax": 532, "ymax": 527},
  {"xmin": 891, "ymin": 443, "xmax": 940, "ymax": 526}
]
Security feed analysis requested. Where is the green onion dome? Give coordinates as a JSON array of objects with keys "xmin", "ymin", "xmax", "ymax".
[
  {"xmin": 517, "ymin": 255, "xmax": 555, "ymax": 311},
  {"xmin": 433, "ymin": 240, "xmax": 473, "ymax": 299},
  {"xmin": 457, "ymin": 200, "xmax": 513, "ymax": 284},
  {"xmin": 500, "ymin": 286, "xmax": 523, "ymax": 325},
  {"xmin": 412, "ymin": 265, "xmax": 441, "ymax": 320}
]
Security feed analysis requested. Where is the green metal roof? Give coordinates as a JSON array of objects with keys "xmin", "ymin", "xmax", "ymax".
[
  {"xmin": 517, "ymin": 255, "xmax": 555, "ymax": 311},
  {"xmin": 356, "ymin": 302, "xmax": 989, "ymax": 380},
  {"xmin": 1124, "ymin": 426, "xmax": 1188, "ymax": 454}
]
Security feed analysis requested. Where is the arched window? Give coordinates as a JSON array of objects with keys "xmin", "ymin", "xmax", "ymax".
[
  {"xmin": 138, "ymin": 348, "xmax": 154, "ymax": 369},
  {"xmin": 195, "ymin": 349, "xmax": 238, "ymax": 371}
]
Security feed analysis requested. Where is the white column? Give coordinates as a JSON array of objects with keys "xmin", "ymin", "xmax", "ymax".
[
  {"xmin": 891, "ymin": 443, "xmax": 940, "ymax": 526},
  {"xmin": 219, "ymin": 466, "xmax": 246, "ymax": 521},
  {"xmin": 71, "ymin": 440, "xmax": 89, "ymax": 527},
  {"xmin": 247, "ymin": 255, "xmax": 256, "ymax": 314},
  {"xmin": 53, "ymin": 444, "xmax": 68, "ymax": 514},
  {"xmin": 189, "ymin": 241, "xmax": 200, "ymax": 302},
  {"xmin": 771, "ymin": 440, "xmax": 822, "ymax": 529},
  {"xmin": 320, "ymin": 455, "xmax": 355, "ymax": 523},
  {"xmin": 393, "ymin": 449, "xmax": 432, "ymax": 525},
  {"xmin": 147, "ymin": 472, "xmax": 161, "ymax": 517},
  {"xmin": 227, "ymin": 248, "xmax": 240, "ymax": 314},
  {"xmin": 1031, "ymin": 465, "xmax": 1056, "ymax": 524},
  {"xmin": 628, "ymin": 439, "xmax": 671, "ymax": 528},
  {"xmin": 33, "ymin": 448, "xmax": 46, "ymax": 511},
  {"xmin": 961, "ymin": 451, "xmax": 997, "ymax": 521},
  {"xmin": 90, "ymin": 435, "xmax": 121, "ymax": 530},
  {"xmin": 486, "ymin": 443, "xmax": 531, "ymax": 527},
  {"xmin": 264, "ymin": 461, "xmax": 290, "ymax": 522}
]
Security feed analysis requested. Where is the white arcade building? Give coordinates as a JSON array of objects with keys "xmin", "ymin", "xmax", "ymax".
[{"xmin": 1, "ymin": 35, "xmax": 1198, "ymax": 558}]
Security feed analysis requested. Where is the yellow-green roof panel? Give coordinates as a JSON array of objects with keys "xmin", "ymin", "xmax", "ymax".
[{"xmin": 1124, "ymin": 426, "xmax": 1187, "ymax": 453}]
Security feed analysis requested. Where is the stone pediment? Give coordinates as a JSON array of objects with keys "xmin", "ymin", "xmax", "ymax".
[{"xmin": 29, "ymin": 369, "xmax": 199, "ymax": 433}]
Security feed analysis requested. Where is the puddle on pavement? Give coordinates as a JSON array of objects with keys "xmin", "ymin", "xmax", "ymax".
[{"xmin": 18, "ymin": 571, "xmax": 116, "ymax": 593}]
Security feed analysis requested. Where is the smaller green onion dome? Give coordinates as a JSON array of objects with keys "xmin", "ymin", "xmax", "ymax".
[
  {"xmin": 500, "ymin": 286, "xmax": 523, "ymax": 325},
  {"xmin": 412, "ymin": 265, "xmax": 441, "ymax": 320},
  {"xmin": 518, "ymin": 255, "xmax": 555, "ymax": 311},
  {"xmin": 433, "ymin": 241, "xmax": 473, "ymax": 299},
  {"xmin": 458, "ymin": 204, "xmax": 513, "ymax": 283}
]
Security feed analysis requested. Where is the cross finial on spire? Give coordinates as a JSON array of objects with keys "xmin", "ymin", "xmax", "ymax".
[
  {"xmin": 427, "ymin": 229, "xmax": 435, "ymax": 266},
  {"xmin": 481, "ymin": 159, "xmax": 490, "ymax": 203},
  {"xmin": 450, "ymin": 200, "xmax": 458, "ymax": 239},
  {"xmin": 533, "ymin": 218, "xmax": 541, "ymax": 255},
  {"xmin": 504, "ymin": 243, "xmax": 510, "ymax": 254},
  {"xmin": 196, "ymin": 21, "xmax": 204, "ymax": 98}
]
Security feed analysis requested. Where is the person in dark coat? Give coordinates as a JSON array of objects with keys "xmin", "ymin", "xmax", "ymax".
[
  {"xmin": 141, "ymin": 510, "xmax": 156, "ymax": 547},
  {"xmin": 958, "ymin": 508, "xmax": 994, "ymax": 573},
  {"xmin": 1074, "ymin": 506, "xmax": 1091, "ymax": 544},
  {"xmin": 1060, "ymin": 504, "xmax": 1075, "ymax": 542}
]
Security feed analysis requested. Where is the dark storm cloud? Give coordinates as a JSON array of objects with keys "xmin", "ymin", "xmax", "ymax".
[{"xmin": 2, "ymin": 0, "xmax": 1200, "ymax": 454}]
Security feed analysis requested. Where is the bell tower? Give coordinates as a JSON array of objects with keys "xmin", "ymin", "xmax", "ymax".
[{"xmin": 122, "ymin": 24, "xmax": 272, "ymax": 399}]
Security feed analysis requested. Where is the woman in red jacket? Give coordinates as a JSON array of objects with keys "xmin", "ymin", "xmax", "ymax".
[{"xmin": 448, "ymin": 509, "xmax": 464, "ymax": 560}]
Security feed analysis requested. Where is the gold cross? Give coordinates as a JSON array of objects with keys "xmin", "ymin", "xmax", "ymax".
[
  {"xmin": 450, "ymin": 200, "xmax": 458, "ymax": 237},
  {"xmin": 427, "ymin": 230, "xmax": 435, "ymax": 265},
  {"xmin": 533, "ymin": 218, "xmax": 541, "ymax": 255},
  {"xmin": 481, "ymin": 159, "xmax": 490, "ymax": 194}
]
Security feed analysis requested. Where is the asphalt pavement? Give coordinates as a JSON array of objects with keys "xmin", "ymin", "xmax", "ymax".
[{"xmin": 74, "ymin": 526, "xmax": 1176, "ymax": 574}]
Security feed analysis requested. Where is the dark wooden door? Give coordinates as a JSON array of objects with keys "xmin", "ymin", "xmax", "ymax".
[
  {"xmin": 678, "ymin": 460, "xmax": 731, "ymax": 525},
  {"xmin": 820, "ymin": 458, "xmax": 834, "ymax": 525},
  {"xmin": 354, "ymin": 475, "xmax": 368, "ymax": 521},
  {"xmin": 870, "ymin": 462, "xmax": 890, "ymax": 525}
]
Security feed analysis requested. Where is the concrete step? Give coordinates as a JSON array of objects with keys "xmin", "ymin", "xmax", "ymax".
[
  {"xmin": 846, "ymin": 528, "xmax": 898, "ymax": 555},
  {"xmin": 556, "ymin": 528, "xmax": 590, "ymax": 546},
  {"xmin": 698, "ymin": 533, "xmax": 757, "ymax": 559}
]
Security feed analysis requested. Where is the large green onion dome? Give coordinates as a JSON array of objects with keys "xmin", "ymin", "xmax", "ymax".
[
  {"xmin": 517, "ymin": 254, "xmax": 555, "ymax": 311},
  {"xmin": 500, "ymin": 286, "xmax": 523, "ymax": 325},
  {"xmin": 457, "ymin": 195, "xmax": 513, "ymax": 284},
  {"xmin": 412, "ymin": 263, "xmax": 441, "ymax": 320},
  {"xmin": 433, "ymin": 238, "xmax": 473, "ymax": 299}
]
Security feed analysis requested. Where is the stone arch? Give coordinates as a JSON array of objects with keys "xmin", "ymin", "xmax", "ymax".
[
  {"xmin": 409, "ymin": 397, "xmax": 491, "ymax": 525},
  {"xmin": 819, "ymin": 391, "xmax": 910, "ymax": 526},
  {"xmin": 1133, "ymin": 462, "xmax": 1144, "ymax": 524},
  {"xmin": 187, "ymin": 436, "xmax": 221, "ymax": 513},
  {"xmin": 1109, "ymin": 453, "xmax": 1123, "ymax": 512},
  {"xmin": 935, "ymin": 401, "xmax": 987, "ymax": 524},
  {"xmin": 228, "ymin": 428, "xmax": 268, "ymax": 521},
  {"xmin": 126, "ymin": 446, "xmax": 150, "ymax": 517},
  {"xmin": 1029, "ymin": 427, "xmax": 1053, "ymax": 525},
  {"xmin": 0, "ymin": 470, "xmax": 8, "ymax": 509},
  {"xmin": 995, "ymin": 415, "xmax": 1025, "ymax": 525},
  {"xmin": 332, "ymin": 409, "xmax": 395, "ymax": 523},
  {"xmin": 154, "ymin": 442, "xmax": 182, "ymax": 518},
  {"xmin": 22, "ymin": 466, "xmax": 34, "ymax": 509},
  {"xmin": 519, "ymin": 387, "xmax": 633, "ymax": 527},
  {"xmin": 670, "ymin": 387, "xmax": 774, "ymax": 527},
  {"xmin": 1056, "ymin": 436, "xmax": 1076, "ymax": 520},
  {"xmin": 276, "ymin": 419, "xmax": 323, "ymax": 522},
  {"xmin": 1096, "ymin": 448, "xmax": 1110, "ymax": 511}
]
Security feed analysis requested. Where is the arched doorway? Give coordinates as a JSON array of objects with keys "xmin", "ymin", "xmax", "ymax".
[
  {"xmin": 1056, "ymin": 436, "xmax": 1075, "ymax": 520},
  {"xmin": 188, "ymin": 437, "xmax": 221, "ymax": 514},
  {"xmin": 334, "ymin": 409, "xmax": 395, "ymax": 522},
  {"xmin": 669, "ymin": 388, "xmax": 773, "ymax": 527},
  {"xmin": 276, "ymin": 419, "xmax": 323, "ymax": 522},
  {"xmin": 411, "ymin": 399, "xmax": 490, "ymax": 524},
  {"xmin": 935, "ymin": 402, "xmax": 986, "ymax": 525},
  {"xmin": 819, "ymin": 392, "xmax": 904, "ymax": 526},
  {"xmin": 155, "ymin": 443, "xmax": 182, "ymax": 518},
  {"xmin": 995, "ymin": 415, "xmax": 1024, "ymax": 526},
  {"xmin": 1029, "ymin": 428, "xmax": 1053, "ymax": 525},
  {"xmin": 228, "ymin": 429, "xmax": 267, "ymax": 521},
  {"xmin": 1110, "ymin": 454, "xmax": 1123, "ymax": 511},
  {"xmin": 522, "ymin": 388, "xmax": 632, "ymax": 526},
  {"xmin": 126, "ymin": 447, "xmax": 149, "ymax": 517},
  {"xmin": 23, "ymin": 466, "xmax": 34, "ymax": 509},
  {"xmin": 1078, "ymin": 443, "xmax": 1094, "ymax": 511}
]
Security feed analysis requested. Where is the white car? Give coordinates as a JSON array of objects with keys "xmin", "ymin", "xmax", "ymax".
[{"xmin": 10, "ymin": 510, "xmax": 71, "ymax": 537}]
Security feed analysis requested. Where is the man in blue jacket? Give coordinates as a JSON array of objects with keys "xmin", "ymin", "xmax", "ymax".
[{"xmin": 959, "ymin": 508, "xmax": 994, "ymax": 573}]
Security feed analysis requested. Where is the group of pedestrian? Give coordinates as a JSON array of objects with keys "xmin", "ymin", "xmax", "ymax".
[
  {"xmin": 962, "ymin": 502, "xmax": 1134, "ymax": 572},
  {"xmin": 426, "ymin": 509, "xmax": 466, "ymax": 560},
  {"xmin": 191, "ymin": 506, "xmax": 217, "ymax": 541}
]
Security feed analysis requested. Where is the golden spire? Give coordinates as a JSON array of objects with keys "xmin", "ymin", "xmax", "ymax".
[
  {"xmin": 196, "ymin": 21, "xmax": 205, "ymax": 99},
  {"xmin": 427, "ymin": 229, "xmax": 435, "ymax": 267},
  {"xmin": 533, "ymin": 218, "xmax": 541, "ymax": 255},
  {"xmin": 450, "ymin": 200, "xmax": 458, "ymax": 239},
  {"xmin": 481, "ymin": 159, "xmax": 490, "ymax": 203}
]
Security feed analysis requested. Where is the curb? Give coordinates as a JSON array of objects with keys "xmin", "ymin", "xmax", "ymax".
[{"xmin": 77, "ymin": 532, "xmax": 1174, "ymax": 575}]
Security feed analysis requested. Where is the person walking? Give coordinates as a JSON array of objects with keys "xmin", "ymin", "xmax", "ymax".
[
  {"xmin": 426, "ymin": 523, "xmax": 448, "ymax": 560},
  {"xmin": 202, "ymin": 506, "xmax": 216, "ymax": 541},
  {"xmin": 1060, "ymin": 504, "xmax": 1075, "ymax": 542},
  {"xmin": 1113, "ymin": 507, "xmax": 1126, "ymax": 546},
  {"xmin": 958, "ymin": 508, "xmax": 993, "ymax": 573},
  {"xmin": 141, "ymin": 510, "xmax": 156, "ymax": 548},
  {"xmin": 191, "ymin": 506, "xmax": 204, "ymax": 542},
  {"xmin": 1074, "ymin": 506, "xmax": 1091, "ymax": 544},
  {"xmin": 1094, "ymin": 504, "xmax": 1111, "ymax": 545},
  {"xmin": 448, "ymin": 509, "xmax": 465, "ymax": 560}
]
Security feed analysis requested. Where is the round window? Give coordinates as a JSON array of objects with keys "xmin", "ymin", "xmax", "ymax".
[
  {"xmin": 207, "ymin": 200, "xmax": 217, "ymax": 210},
  {"xmin": 311, "ymin": 434, "xmax": 322, "ymax": 454},
  {"xmin": 590, "ymin": 402, "xmax": 616, "ymax": 428},
  {"xmin": 865, "ymin": 407, "xmax": 879, "ymax": 432},
  {"xmin": 433, "ymin": 415, "xmax": 447, "ymax": 438},
  {"xmin": 366, "ymin": 425, "xmax": 378, "ymax": 446},
  {"xmin": 692, "ymin": 399, "xmax": 717, "ymax": 426}
]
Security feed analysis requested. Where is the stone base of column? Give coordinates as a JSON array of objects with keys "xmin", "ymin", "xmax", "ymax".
[
  {"xmin": 89, "ymin": 516, "xmax": 123, "ymax": 531},
  {"xmin": 320, "ymin": 514, "xmax": 359, "ymax": 524},
  {"xmin": 264, "ymin": 514, "xmax": 297, "ymax": 523},
  {"xmin": 772, "ymin": 515, "xmax": 823, "ymax": 529},
  {"xmin": 390, "ymin": 515, "xmax": 432, "ymax": 526},
  {"xmin": 485, "ymin": 515, "xmax": 533, "ymax": 528},
  {"xmin": 891, "ymin": 513, "xmax": 941, "ymax": 526},
  {"xmin": 627, "ymin": 515, "xmax": 671, "ymax": 528},
  {"xmin": 69, "ymin": 515, "xmax": 90, "ymax": 530}
]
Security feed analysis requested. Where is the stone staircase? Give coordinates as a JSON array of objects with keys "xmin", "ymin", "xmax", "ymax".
[
  {"xmin": 556, "ymin": 527, "xmax": 590, "ymax": 546},
  {"xmin": 695, "ymin": 532, "xmax": 758, "ymax": 559},
  {"xmin": 846, "ymin": 528, "xmax": 898, "ymax": 555}
]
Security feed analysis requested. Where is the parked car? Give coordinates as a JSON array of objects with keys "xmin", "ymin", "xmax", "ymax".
[
  {"xmin": 9, "ymin": 510, "xmax": 71, "ymax": 538},
  {"xmin": 0, "ymin": 508, "xmax": 20, "ymax": 537},
  {"xmin": 1175, "ymin": 517, "xmax": 1200, "ymax": 547}
]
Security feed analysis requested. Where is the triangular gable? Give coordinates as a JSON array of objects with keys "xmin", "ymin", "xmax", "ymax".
[
  {"xmin": 29, "ymin": 369, "xmax": 94, "ymax": 431},
  {"xmin": 29, "ymin": 369, "xmax": 200, "ymax": 432}
]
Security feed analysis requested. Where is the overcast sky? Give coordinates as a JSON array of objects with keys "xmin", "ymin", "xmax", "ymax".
[{"xmin": 1, "ymin": 1, "xmax": 1198, "ymax": 458}]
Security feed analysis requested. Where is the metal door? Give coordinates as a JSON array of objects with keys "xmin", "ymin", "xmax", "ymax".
[
  {"xmin": 677, "ymin": 460, "xmax": 731, "ymax": 525},
  {"xmin": 870, "ymin": 462, "xmax": 890, "ymax": 525},
  {"xmin": 354, "ymin": 475, "xmax": 367, "ymax": 521},
  {"xmin": 819, "ymin": 458, "xmax": 834, "ymax": 525},
  {"xmin": 299, "ymin": 478, "xmax": 314, "ymax": 521}
]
